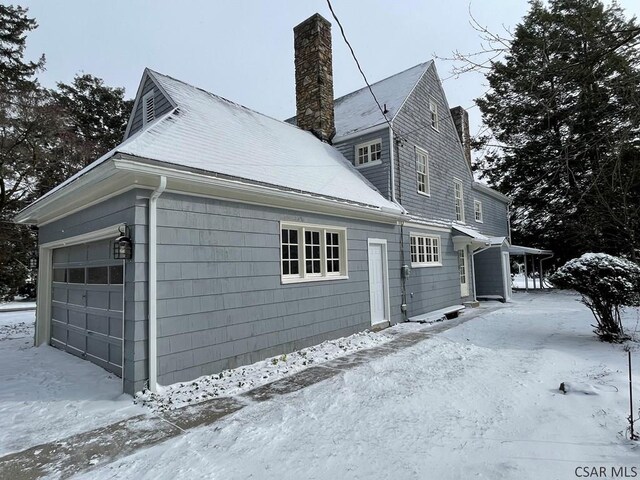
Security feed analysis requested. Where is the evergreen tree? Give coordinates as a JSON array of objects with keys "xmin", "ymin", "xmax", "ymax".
[
  {"xmin": 474, "ymin": 0, "xmax": 640, "ymax": 262},
  {"xmin": 0, "ymin": 5, "xmax": 50, "ymax": 300},
  {"xmin": 41, "ymin": 75, "xmax": 133, "ymax": 193},
  {"xmin": 0, "ymin": 6, "xmax": 133, "ymax": 299}
]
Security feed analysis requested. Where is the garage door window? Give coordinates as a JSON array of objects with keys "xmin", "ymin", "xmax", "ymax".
[
  {"xmin": 68, "ymin": 268, "xmax": 85, "ymax": 284},
  {"xmin": 53, "ymin": 268, "xmax": 67, "ymax": 283},
  {"xmin": 53, "ymin": 265, "xmax": 124, "ymax": 285},
  {"xmin": 87, "ymin": 267, "xmax": 108, "ymax": 284},
  {"xmin": 109, "ymin": 265, "xmax": 124, "ymax": 284}
]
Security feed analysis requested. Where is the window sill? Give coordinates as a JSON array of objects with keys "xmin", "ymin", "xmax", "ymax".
[
  {"xmin": 417, "ymin": 190, "xmax": 431, "ymax": 198},
  {"xmin": 281, "ymin": 275, "xmax": 349, "ymax": 285},
  {"xmin": 410, "ymin": 263, "xmax": 442, "ymax": 268},
  {"xmin": 475, "ymin": 219, "xmax": 484, "ymax": 224},
  {"xmin": 355, "ymin": 160, "xmax": 382, "ymax": 169}
]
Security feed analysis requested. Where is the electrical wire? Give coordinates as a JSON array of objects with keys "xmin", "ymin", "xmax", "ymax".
[{"xmin": 325, "ymin": 0, "xmax": 400, "ymax": 140}]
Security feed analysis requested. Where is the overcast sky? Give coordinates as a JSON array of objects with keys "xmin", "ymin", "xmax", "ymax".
[{"xmin": 17, "ymin": 0, "xmax": 640, "ymax": 139}]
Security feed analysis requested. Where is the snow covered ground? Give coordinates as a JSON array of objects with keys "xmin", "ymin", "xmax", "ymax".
[
  {"xmin": 0, "ymin": 311, "xmax": 145, "ymax": 457},
  {"xmin": 136, "ymin": 327, "xmax": 408, "ymax": 412},
  {"xmin": 77, "ymin": 291, "xmax": 640, "ymax": 480},
  {"xmin": 0, "ymin": 299, "xmax": 36, "ymax": 311}
]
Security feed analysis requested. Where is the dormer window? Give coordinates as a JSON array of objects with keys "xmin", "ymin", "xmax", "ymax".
[
  {"xmin": 429, "ymin": 99, "xmax": 439, "ymax": 131},
  {"xmin": 142, "ymin": 90, "xmax": 155, "ymax": 126},
  {"xmin": 355, "ymin": 139, "xmax": 382, "ymax": 168}
]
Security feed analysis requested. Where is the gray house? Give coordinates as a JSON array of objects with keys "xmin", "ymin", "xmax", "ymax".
[{"xmin": 15, "ymin": 13, "xmax": 512, "ymax": 395}]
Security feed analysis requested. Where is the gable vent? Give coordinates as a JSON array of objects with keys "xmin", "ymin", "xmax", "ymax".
[{"xmin": 143, "ymin": 90, "xmax": 155, "ymax": 126}]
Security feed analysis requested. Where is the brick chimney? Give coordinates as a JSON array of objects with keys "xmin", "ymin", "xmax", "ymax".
[
  {"xmin": 294, "ymin": 13, "xmax": 336, "ymax": 143},
  {"xmin": 450, "ymin": 106, "xmax": 471, "ymax": 168}
]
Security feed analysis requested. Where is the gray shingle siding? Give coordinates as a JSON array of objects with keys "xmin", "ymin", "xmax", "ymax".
[
  {"xmin": 334, "ymin": 129, "xmax": 390, "ymax": 199},
  {"xmin": 127, "ymin": 75, "xmax": 173, "ymax": 139},
  {"xmin": 472, "ymin": 189, "xmax": 510, "ymax": 238},
  {"xmin": 153, "ymin": 192, "xmax": 401, "ymax": 386},
  {"xmin": 38, "ymin": 189, "xmax": 148, "ymax": 394},
  {"xmin": 402, "ymin": 227, "xmax": 470, "ymax": 317},
  {"xmin": 392, "ymin": 64, "xmax": 477, "ymax": 222}
]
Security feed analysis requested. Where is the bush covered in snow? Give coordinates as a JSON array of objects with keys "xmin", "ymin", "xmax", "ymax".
[{"xmin": 550, "ymin": 253, "xmax": 640, "ymax": 342}]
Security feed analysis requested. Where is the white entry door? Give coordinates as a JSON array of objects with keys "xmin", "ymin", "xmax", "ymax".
[
  {"xmin": 458, "ymin": 248, "xmax": 469, "ymax": 297},
  {"xmin": 367, "ymin": 240, "xmax": 388, "ymax": 326},
  {"xmin": 502, "ymin": 252, "xmax": 512, "ymax": 301}
]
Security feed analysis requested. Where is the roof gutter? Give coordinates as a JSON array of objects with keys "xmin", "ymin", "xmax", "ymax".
[{"xmin": 148, "ymin": 175, "xmax": 167, "ymax": 393}]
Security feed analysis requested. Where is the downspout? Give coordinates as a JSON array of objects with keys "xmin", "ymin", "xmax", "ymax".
[
  {"xmin": 471, "ymin": 244, "xmax": 491, "ymax": 302},
  {"xmin": 540, "ymin": 253, "xmax": 554, "ymax": 290},
  {"xmin": 523, "ymin": 253, "xmax": 528, "ymax": 291},
  {"xmin": 148, "ymin": 175, "xmax": 167, "ymax": 393}
]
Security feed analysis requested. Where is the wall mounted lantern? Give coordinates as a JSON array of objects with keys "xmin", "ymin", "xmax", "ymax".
[{"xmin": 113, "ymin": 225, "xmax": 133, "ymax": 260}]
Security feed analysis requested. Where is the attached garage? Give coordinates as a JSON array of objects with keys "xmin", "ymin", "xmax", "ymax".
[{"xmin": 50, "ymin": 239, "xmax": 124, "ymax": 377}]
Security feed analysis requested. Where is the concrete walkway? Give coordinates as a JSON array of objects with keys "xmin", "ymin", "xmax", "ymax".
[{"xmin": 0, "ymin": 305, "xmax": 499, "ymax": 479}]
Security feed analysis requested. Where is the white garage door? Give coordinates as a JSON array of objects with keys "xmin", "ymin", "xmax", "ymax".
[{"xmin": 50, "ymin": 239, "xmax": 124, "ymax": 377}]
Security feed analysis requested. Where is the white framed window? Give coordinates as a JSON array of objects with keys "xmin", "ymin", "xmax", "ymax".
[
  {"xmin": 454, "ymin": 179, "xmax": 465, "ymax": 222},
  {"xmin": 142, "ymin": 90, "xmax": 155, "ymax": 126},
  {"xmin": 429, "ymin": 99, "xmax": 439, "ymax": 131},
  {"xmin": 416, "ymin": 147, "xmax": 430, "ymax": 196},
  {"xmin": 474, "ymin": 200, "xmax": 483, "ymax": 223},
  {"xmin": 355, "ymin": 139, "xmax": 382, "ymax": 167},
  {"xmin": 281, "ymin": 222, "xmax": 348, "ymax": 283},
  {"xmin": 410, "ymin": 234, "xmax": 441, "ymax": 267}
]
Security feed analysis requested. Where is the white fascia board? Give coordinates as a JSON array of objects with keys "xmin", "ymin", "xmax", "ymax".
[
  {"xmin": 472, "ymin": 182, "xmax": 512, "ymax": 203},
  {"xmin": 113, "ymin": 158, "xmax": 405, "ymax": 224},
  {"xmin": 14, "ymin": 160, "xmax": 123, "ymax": 225},
  {"xmin": 333, "ymin": 123, "xmax": 388, "ymax": 143}
]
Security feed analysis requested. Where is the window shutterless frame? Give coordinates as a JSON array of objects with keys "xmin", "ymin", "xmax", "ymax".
[
  {"xmin": 415, "ymin": 146, "xmax": 430, "ymax": 196},
  {"xmin": 280, "ymin": 221, "xmax": 348, "ymax": 284},
  {"xmin": 354, "ymin": 139, "xmax": 383, "ymax": 168},
  {"xmin": 454, "ymin": 179, "xmax": 465, "ymax": 222},
  {"xmin": 474, "ymin": 199, "xmax": 483, "ymax": 223},
  {"xmin": 409, "ymin": 233, "xmax": 442, "ymax": 267}
]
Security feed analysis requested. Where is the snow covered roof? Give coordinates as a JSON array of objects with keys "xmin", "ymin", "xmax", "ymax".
[
  {"xmin": 23, "ymin": 69, "xmax": 403, "ymax": 215},
  {"xmin": 489, "ymin": 236, "xmax": 508, "ymax": 246},
  {"xmin": 332, "ymin": 62, "xmax": 431, "ymax": 138},
  {"xmin": 286, "ymin": 62, "xmax": 432, "ymax": 140},
  {"xmin": 452, "ymin": 224, "xmax": 490, "ymax": 242}
]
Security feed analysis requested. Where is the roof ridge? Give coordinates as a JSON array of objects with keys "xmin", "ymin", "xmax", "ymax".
[{"xmin": 147, "ymin": 68, "xmax": 300, "ymax": 130}]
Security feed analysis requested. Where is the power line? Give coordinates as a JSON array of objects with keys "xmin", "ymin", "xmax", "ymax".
[{"xmin": 325, "ymin": 0, "xmax": 399, "ymax": 139}]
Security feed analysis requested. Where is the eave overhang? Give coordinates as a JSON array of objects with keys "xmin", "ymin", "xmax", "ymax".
[{"xmin": 14, "ymin": 156, "xmax": 405, "ymax": 227}]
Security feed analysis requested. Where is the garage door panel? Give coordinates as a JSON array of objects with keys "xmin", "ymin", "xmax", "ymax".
[
  {"xmin": 68, "ymin": 310, "xmax": 86, "ymax": 329},
  {"xmin": 87, "ymin": 290, "xmax": 109, "ymax": 309},
  {"xmin": 67, "ymin": 289, "xmax": 86, "ymax": 306},
  {"xmin": 67, "ymin": 330, "xmax": 86, "ymax": 352},
  {"xmin": 50, "ymin": 240, "xmax": 123, "ymax": 378},
  {"xmin": 86, "ymin": 314, "xmax": 108, "ymax": 335},
  {"xmin": 87, "ymin": 240, "xmax": 111, "ymax": 261},
  {"xmin": 109, "ymin": 291, "xmax": 123, "ymax": 311},
  {"xmin": 87, "ymin": 337, "xmax": 109, "ymax": 363},
  {"xmin": 51, "ymin": 323, "xmax": 67, "ymax": 344},
  {"xmin": 109, "ymin": 344, "xmax": 122, "ymax": 366},
  {"xmin": 52, "ymin": 287, "xmax": 67, "ymax": 303},
  {"xmin": 68, "ymin": 246, "xmax": 87, "ymax": 263},
  {"xmin": 51, "ymin": 305, "xmax": 68, "ymax": 323}
]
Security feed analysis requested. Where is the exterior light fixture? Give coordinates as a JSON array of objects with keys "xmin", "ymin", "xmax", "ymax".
[{"xmin": 113, "ymin": 225, "xmax": 133, "ymax": 260}]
